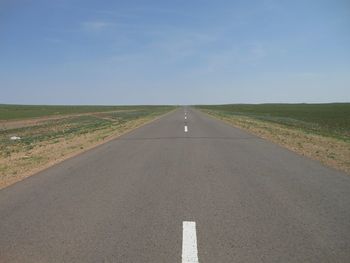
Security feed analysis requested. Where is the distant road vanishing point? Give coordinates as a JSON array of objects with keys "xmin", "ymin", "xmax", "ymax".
[{"xmin": 1, "ymin": 107, "xmax": 350, "ymax": 262}]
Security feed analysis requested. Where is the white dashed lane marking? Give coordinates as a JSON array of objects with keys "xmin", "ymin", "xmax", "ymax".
[{"xmin": 182, "ymin": 221, "xmax": 199, "ymax": 263}]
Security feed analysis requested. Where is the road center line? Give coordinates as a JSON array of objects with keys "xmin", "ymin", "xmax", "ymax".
[
  {"xmin": 182, "ymin": 221, "xmax": 199, "ymax": 263},
  {"xmin": 184, "ymin": 125, "xmax": 188, "ymax": 132}
]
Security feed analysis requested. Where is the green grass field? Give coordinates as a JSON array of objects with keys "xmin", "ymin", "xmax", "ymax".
[
  {"xmin": 0, "ymin": 104, "xmax": 174, "ymax": 120},
  {"xmin": 0, "ymin": 106, "xmax": 174, "ymax": 154},
  {"xmin": 196, "ymin": 103, "xmax": 350, "ymax": 140}
]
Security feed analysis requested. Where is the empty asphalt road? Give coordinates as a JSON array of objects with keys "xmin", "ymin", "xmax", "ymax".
[{"xmin": 1, "ymin": 107, "xmax": 350, "ymax": 262}]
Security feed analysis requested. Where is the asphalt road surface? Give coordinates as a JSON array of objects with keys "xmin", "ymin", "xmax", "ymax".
[{"xmin": 1, "ymin": 107, "xmax": 350, "ymax": 262}]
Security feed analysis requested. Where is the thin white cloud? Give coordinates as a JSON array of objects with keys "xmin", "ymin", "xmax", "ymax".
[
  {"xmin": 81, "ymin": 21, "xmax": 114, "ymax": 31},
  {"xmin": 44, "ymin": 37, "xmax": 63, "ymax": 44},
  {"xmin": 250, "ymin": 43, "xmax": 267, "ymax": 59},
  {"xmin": 96, "ymin": 11, "xmax": 138, "ymax": 19}
]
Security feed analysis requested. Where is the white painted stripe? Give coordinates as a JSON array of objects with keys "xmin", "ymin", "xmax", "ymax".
[
  {"xmin": 182, "ymin": 221, "xmax": 199, "ymax": 263},
  {"xmin": 184, "ymin": 125, "xmax": 188, "ymax": 132},
  {"xmin": 185, "ymin": 116, "xmax": 187, "ymax": 120}
]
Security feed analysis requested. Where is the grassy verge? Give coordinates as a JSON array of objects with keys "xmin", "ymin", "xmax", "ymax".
[
  {"xmin": 0, "ymin": 106, "xmax": 175, "ymax": 189},
  {"xmin": 196, "ymin": 103, "xmax": 350, "ymax": 174},
  {"xmin": 0, "ymin": 104, "xmax": 166, "ymax": 120}
]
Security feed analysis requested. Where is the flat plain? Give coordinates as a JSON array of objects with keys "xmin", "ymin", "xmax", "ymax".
[
  {"xmin": 1, "ymin": 107, "xmax": 349, "ymax": 262},
  {"xmin": 0, "ymin": 105, "xmax": 175, "ymax": 188},
  {"xmin": 196, "ymin": 103, "xmax": 350, "ymax": 173}
]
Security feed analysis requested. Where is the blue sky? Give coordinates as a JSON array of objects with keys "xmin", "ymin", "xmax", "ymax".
[{"xmin": 1, "ymin": 0, "xmax": 349, "ymax": 105}]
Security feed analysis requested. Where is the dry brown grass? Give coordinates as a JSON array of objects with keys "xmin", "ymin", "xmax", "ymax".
[
  {"xmin": 0, "ymin": 112, "xmax": 170, "ymax": 189},
  {"xmin": 203, "ymin": 111, "xmax": 350, "ymax": 175},
  {"xmin": 0, "ymin": 110, "xmax": 134, "ymax": 130}
]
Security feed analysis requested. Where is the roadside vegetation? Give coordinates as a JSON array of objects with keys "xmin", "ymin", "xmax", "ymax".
[
  {"xmin": 196, "ymin": 103, "xmax": 350, "ymax": 174},
  {"xmin": 0, "ymin": 104, "xmax": 156, "ymax": 120},
  {"xmin": 0, "ymin": 105, "xmax": 175, "ymax": 188}
]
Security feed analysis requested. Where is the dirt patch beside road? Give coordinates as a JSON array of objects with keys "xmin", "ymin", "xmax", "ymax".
[
  {"xmin": 201, "ymin": 110, "xmax": 350, "ymax": 175},
  {"xmin": 0, "ymin": 107, "xmax": 174, "ymax": 189},
  {"xmin": 0, "ymin": 110, "xmax": 134, "ymax": 130}
]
